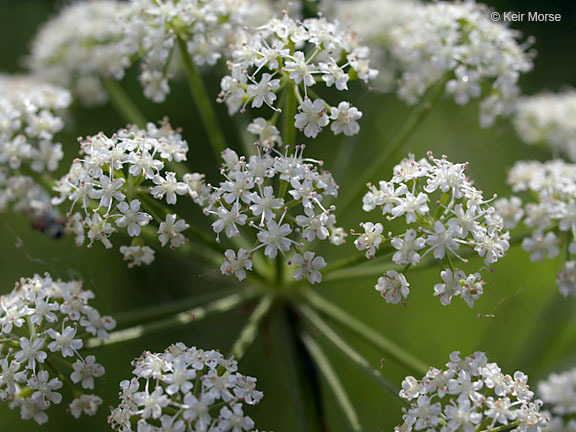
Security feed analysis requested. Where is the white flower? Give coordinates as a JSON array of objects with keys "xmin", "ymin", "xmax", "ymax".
[
  {"xmin": 391, "ymin": 229, "xmax": 426, "ymax": 266},
  {"xmin": 256, "ymin": 219, "xmax": 293, "ymax": 258},
  {"xmin": 522, "ymin": 231, "xmax": 560, "ymax": 262},
  {"xmin": 115, "ymin": 199, "xmax": 151, "ymax": 237},
  {"xmin": 397, "ymin": 352, "xmax": 547, "ymax": 432},
  {"xmin": 354, "ymin": 222, "xmax": 383, "ymax": 259},
  {"xmin": 425, "ymin": 221, "xmax": 461, "ymax": 260},
  {"xmin": 71, "ymin": 356, "xmax": 105, "ymax": 390},
  {"xmin": 221, "ymin": 249, "xmax": 253, "ymax": 281},
  {"xmin": 120, "ymin": 245, "xmax": 156, "ymax": 267},
  {"xmin": 292, "ymin": 251, "xmax": 326, "ymax": 284},
  {"xmin": 330, "ymin": 102, "xmax": 362, "ymax": 136},
  {"xmin": 375, "ymin": 270, "xmax": 410, "ymax": 304},
  {"xmin": 109, "ymin": 344, "xmax": 262, "ymax": 431},
  {"xmin": 557, "ymin": 261, "xmax": 576, "ymax": 298},
  {"xmin": 47, "ymin": 327, "xmax": 83, "ymax": 358},
  {"xmin": 294, "ymin": 98, "xmax": 330, "ymax": 138},
  {"xmin": 247, "ymin": 73, "xmax": 280, "ymax": 109},
  {"xmin": 158, "ymin": 214, "xmax": 189, "ymax": 249},
  {"xmin": 69, "ymin": 395, "xmax": 102, "ymax": 419}
]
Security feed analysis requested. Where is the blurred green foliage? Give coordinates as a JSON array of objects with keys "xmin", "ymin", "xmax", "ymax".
[{"xmin": 0, "ymin": 0, "xmax": 575, "ymax": 430}]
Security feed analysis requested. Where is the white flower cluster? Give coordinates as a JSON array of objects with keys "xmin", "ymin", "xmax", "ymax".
[
  {"xmin": 199, "ymin": 145, "xmax": 345, "ymax": 283},
  {"xmin": 122, "ymin": 0, "xmax": 269, "ymax": 102},
  {"xmin": 397, "ymin": 351, "xmax": 548, "ymax": 432},
  {"xmin": 52, "ymin": 120, "xmax": 196, "ymax": 267},
  {"xmin": 389, "ymin": 0, "xmax": 533, "ymax": 127},
  {"xmin": 219, "ymin": 13, "xmax": 377, "ymax": 140},
  {"xmin": 0, "ymin": 274, "xmax": 115, "ymax": 424},
  {"xmin": 0, "ymin": 74, "xmax": 70, "ymax": 223},
  {"xmin": 358, "ymin": 152, "xmax": 510, "ymax": 307},
  {"xmin": 514, "ymin": 91, "xmax": 576, "ymax": 161},
  {"xmin": 108, "ymin": 343, "xmax": 264, "ymax": 432},
  {"xmin": 325, "ymin": 0, "xmax": 420, "ymax": 90},
  {"xmin": 497, "ymin": 160, "xmax": 576, "ymax": 297},
  {"xmin": 539, "ymin": 367, "xmax": 576, "ymax": 432},
  {"xmin": 28, "ymin": 1, "xmax": 131, "ymax": 107}
]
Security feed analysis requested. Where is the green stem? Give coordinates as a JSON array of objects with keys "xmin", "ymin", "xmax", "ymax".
[
  {"xmin": 303, "ymin": 290, "xmax": 428, "ymax": 375},
  {"xmin": 176, "ymin": 36, "xmax": 226, "ymax": 159},
  {"xmin": 337, "ymin": 78, "xmax": 447, "ymax": 219},
  {"xmin": 102, "ymin": 78, "xmax": 147, "ymax": 128},
  {"xmin": 480, "ymin": 421, "xmax": 521, "ymax": 432},
  {"xmin": 298, "ymin": 303, "xmax": 407, "ymax": 406},
  {"xmin": 86, "ymin": 290, "xmax": 256, "ymax": 349},
  {"xmin": 300, "ymin": 331, "xmax": 363, "ymax": 432},
  {"xmin": 325, "ymin": 232, "xmax": 530, "ymax": 282},
  {"xmin": 282, "ymin": 83, "xmax": 297, "ymax": 148},
  {"xmin": 323, "ymin": 244, "xmax": 395, "ymax": 274},
  {"xmin": 227, "ymin": 295, "xmax": 274, "ymax": 362}
]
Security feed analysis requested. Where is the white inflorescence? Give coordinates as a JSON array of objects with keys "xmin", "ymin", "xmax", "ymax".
[
  {"xmin": 28, "ymin": 0, "xmax": 131, "ymax": 107},
  {"xmin": 219, "ymin": 13, "xmax": 377, "ymax": 140},
  {"xmin": 0, "ymin": 274, "xmax": 115, "ymax": 424},
  {"xmin": 326, "ymin": 0, "xmax": 420, "ymax": 90},
  {"xmin": 52, "ymin": 120, "xmax": 196, "ymax": 267},
  {"xmin": 513, "ymin": 91, "xmax": 576, "ymax": 161},
  {"xmin": 0, "ymin": 74, "xmax": 71, "ymax": 223},
  {"xmin": 496, "ymin": 160, "xmax": 576, "ymax": 297},
  {"xmin": 538, "ymin": 367, "xmax": 576, "ymax": 431},
  {"xmin": 389, "ymin": 1, "xmax": 533, "ymax": 127},
  {"xmin": 121, "ymin": 0, "xmax": 271, "ymax": 103},
  {"xmin": 359, "ymin": 152, "xmax": 510, "ymax": 307},
  {"xmin": 397, "ymin": 351, "xmax": 548, "ymax": 432},
  {"xmin": 108, "ymin": 343, "xmax": 264, "ymax": 432},
  {"xmin": 198, "ymin": 145, "xmax": 344, "ymax": 283}
]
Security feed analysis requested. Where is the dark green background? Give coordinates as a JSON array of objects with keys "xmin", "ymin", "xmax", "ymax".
[{"xmin": 0, "ymin": 0, "xmax": 575, "ymax": 430}]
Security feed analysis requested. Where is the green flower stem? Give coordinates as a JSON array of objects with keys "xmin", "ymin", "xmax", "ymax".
[
  {"xmin": 303, "ymin": 290, "xmax": 428, "ymax": 375},
  {"xmin": 322, "ymin": 244, "xmax": 395, "ymax": 274},
  {"xmin": 300, "ymin": 330, "xmax": 363, "ymax": 432},
  {"xmin": 176, "ymin": 36, "xmax": 227, "ymax": 159},
  {"xmin": 325, "ymin": 232, "xmax": 530, "ymax": 282},
  {"xmin": 478, "ymin": 421, "xmax": 521, "ymax": 432},
  {"xmin": 113, "ymin": 288, "xmax": 241, "ymax": 327},
  {"xmin": 227, "ymin": 295, "xmax": 274, "ymax": 362},
  {"xmin": 101, "ymin": 78, "xmax": 147, "ymax": 128},
  {"xmin": 275, "ymin": 310, "xmax": 322, "ymax": 432},
  {"xmin": 297, "ymin": 303, "xmax": 407, "ymax": 406},
  {"xmin": 282, "ymin": 83, "xmax": 297, "ymax": 148},
  {"xmin": 337, "ymin": 78, "xmax": 447, "ymax": 219},
  {"xmin": 85, "ymin": 290, "xmax": 256, "ymax": 349}
]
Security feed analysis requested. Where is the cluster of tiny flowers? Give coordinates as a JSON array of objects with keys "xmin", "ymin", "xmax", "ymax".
[
  {"xmin": 538, "ymin": 367, "xmax": 576, "ymax": 432},
  {"xmin": 325, "ymin": 0, "xmax": 420, "ymax": 90},
  {"xmin": 397, "ymin": 351, "xmax": 548, "ymax": 432},
  {"xmin": 513, "ymin": 91, "xmax": 576, "ymax": 161},
  {"xmin": 199, "ymin": 145, "xmax": 345, "ymax": 283},
  {"xmin": 0, "ymin": 274, "xmax": 115, "ymax": 424},
  {"xmin": 358, "ymin": 152, "xmax": 509, "ymax": 307},
  {"xmin": 108, "ymin": 343, "xmax": 264, "ymax": 432},
  {"xmin": 52, "ymin": 120, "xmax": 195, "ymax": 267},
  {"xmin": 219, "ymin": 13, "xmax": 377, "ymax": 140},
  {"xmin": 496, "ymin": 160, "xmax": 576, "ymax": 297},
  {"xmin": 389, "ymin": 0, "xmax": 533, "ymax": 127},
  {"xmin": 27, "ymin": 1, "xmax": 131, "ymax": 107},
  {"xmin": 121, "ymin": 0, "xmax": 270, "ymax": 102},
  {"xmin": 0, "ymin": 74, "xmax": 71, "ymax": 223}
]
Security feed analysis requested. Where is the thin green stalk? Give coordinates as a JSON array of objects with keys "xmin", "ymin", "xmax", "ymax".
[
  {"xmin": 479, "ymin": 421, "xmax": 521, "ymax": 432},
  {"xmin": 325, "ymin": 232, "xmax": 530, "ymax": 283},
  {"xmin": 298, "ymin": 303, "xmax": 407, "ymax": 406},
  {"xmin": 282, "ymin": 83, "xmax": 297, "ymax": 148},
  {"xmin": 177, "ymin": 36, "xmax": 226, "ymax": 158},
  {"xmin": 113, "ymin": 288, "xmax": 240, "ymax": 327},
  {"xmin": 86, "ymin": 291, "xmax": 256, "ymax": 349},
  {"xmin": 300, "ymin": 331, "xmax": 363, "ymax": 432},
  {"xmin": 304, "ymin": 290, "xmax": 428, "ymax": 375},
  {"xmin": 102, "ymin": 78, "xmax": 147, "ymax": 128},
  {"xmin": 323, "ymin": 245, "xmax": 395, "ymax": 274},
  {"xmin": 275, "ymin": 310, "xmax": 319, "ymax": 432},
  {"xmin": 227, "ymin": 295, "xmax": 274, "ymax": 362},
  {"xmin": 338, "ymin": 78, "xmax": 447, "ymax": 219}
]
